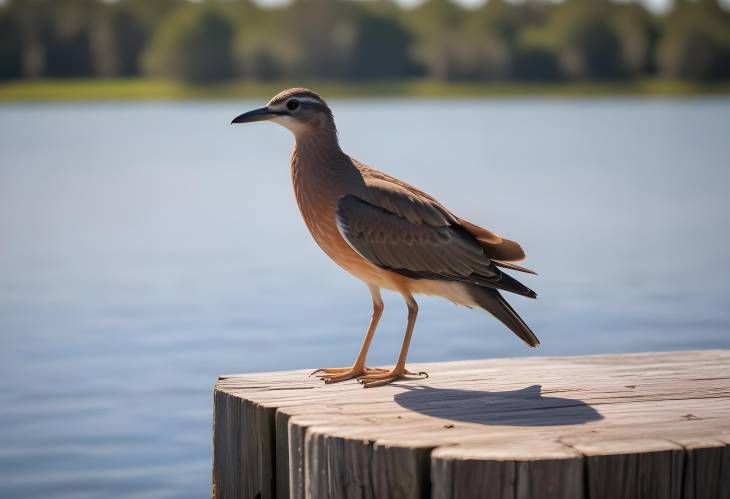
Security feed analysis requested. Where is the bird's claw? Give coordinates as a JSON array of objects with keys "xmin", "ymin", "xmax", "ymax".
[
  {"xmin": 310, "ymin": 366, "xmax": 388, "ymax": 384},
  {"xmin": 357, "ymin": 368, "xmax": 429, "ymax": 388}
]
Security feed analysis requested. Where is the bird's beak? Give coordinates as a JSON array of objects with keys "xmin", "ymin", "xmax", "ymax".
[{"xmin": 231, "ymin": 106, "xmax": 281, "ymax": 124}]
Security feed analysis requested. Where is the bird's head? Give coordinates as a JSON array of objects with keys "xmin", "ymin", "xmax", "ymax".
[{"xmin": 231, "ymin": 88, "xmax": 335, "ymax": 138}]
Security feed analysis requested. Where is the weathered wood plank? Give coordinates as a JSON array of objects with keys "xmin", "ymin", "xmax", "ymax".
[
  {"xmin": 569, "ymin": 439, "xmax": 684, "ymax": 499},
  {"xmin": 212, "ymin": 350, "xmax": 730, "ymax": 498},
  {"xmin": 431, "ymin": 442, "xmax": 583, "ymax": 499},
  {"xmin": 678, "ymin": 438, "xmax": 727, "ymax": 499}
]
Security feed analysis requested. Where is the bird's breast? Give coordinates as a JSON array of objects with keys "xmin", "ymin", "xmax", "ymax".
[{"xmin": 291, "ymin": 161, "xmax": 396, "ymax": 289}]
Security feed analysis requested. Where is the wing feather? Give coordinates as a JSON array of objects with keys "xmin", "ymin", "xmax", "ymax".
[
  {"xmin": 457, "ymin": 218, "xmax": 527, "ymax": 262},
  {"xmin": 357, "ymin": 170, "xmax": 455, "ymax": 227},
  {"xmin": 357, "ymin": 164, "xmax": 529, "ymax": 263},
  {"xmin": 336, "ymin": 194, "xmax": 535, "ymax": 298}
]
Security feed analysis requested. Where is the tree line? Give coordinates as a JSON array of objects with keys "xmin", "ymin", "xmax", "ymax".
[{"xmin": 1, "ymin": 0, "xmax": 729, "ymax": 84}]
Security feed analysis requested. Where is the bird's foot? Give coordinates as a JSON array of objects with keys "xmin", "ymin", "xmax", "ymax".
[
  {"xmin": 357, "ymin": 367, "xmax": 429, "ymax": 388},
  {"xmin": 310, "ymin": 366, "xmax": 388, "ymax": 384}
]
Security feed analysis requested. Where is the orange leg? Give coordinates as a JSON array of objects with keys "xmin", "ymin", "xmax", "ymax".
[
  {"xmin": 311, "ymin": 285, "xmax": 388, "ymax": 383},
  {"xmin": 357, "ymin": 292, "xmax": 428, "ymax": 388}
]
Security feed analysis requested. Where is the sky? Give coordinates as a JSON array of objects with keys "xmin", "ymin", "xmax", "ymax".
[
  {"xmin": 249, "ymin": 0, "xmax": 692, "ymax": 14},
  {"xmin": 2, "ymin": 0, "xmax": 727, "ymax": 15}
]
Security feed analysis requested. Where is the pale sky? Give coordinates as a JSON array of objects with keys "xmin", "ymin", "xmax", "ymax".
[
  {"xmin": 251, "ymin": 0, "xmax": 730, "ymax": 15},
  {"xmin": 251, "ymin": 0, "xmax": 693, "ymax": 14},
  {"xmin": 2, "ymin": 0, "xmax": 727, "ymax": 16}
]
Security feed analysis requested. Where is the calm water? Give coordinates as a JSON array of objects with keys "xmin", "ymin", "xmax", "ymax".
[{"xmin": 1, "ymin": 98, "xmax": 729, "ymax": 498}]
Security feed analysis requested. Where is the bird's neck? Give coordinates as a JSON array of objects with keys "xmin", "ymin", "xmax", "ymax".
[
  {"xmin": 291, "ymin": 128, "xmax": 344, "ymax": 164},
  {"xmin": 290, "ymin": 130, "xmax": 356, "ymax": 182},
  {"xmin": 290, "ymin": 131, "xmax": 363, "ymax": 212}
]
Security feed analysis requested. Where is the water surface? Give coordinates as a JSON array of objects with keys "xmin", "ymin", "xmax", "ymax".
[{"xmin": 1, "ymin": 98, "xmax": 729, "ymax": 498}]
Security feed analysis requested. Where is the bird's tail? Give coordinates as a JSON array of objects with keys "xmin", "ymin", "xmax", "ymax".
[{"xmin": 468, "ymin": 286, "xmax": 539, "ymax": 347}]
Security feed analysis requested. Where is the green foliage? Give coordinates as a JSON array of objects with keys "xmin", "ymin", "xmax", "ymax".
[
  {"xmin": 405, "ymin": 0, "xmax": 470, "ymax": 80},
  {"xmin": 142, "ymin": 3, "xmax": 235, "ymax": 83},
  {"xmin": 610, "ymin": 4, "xmax": 655, "ymax": 76},
  {"xmin": 533, "ymin": 0, "xmax": 627, "ymax": 80},
  {"xmin": 231, "ymin": 0, "xmax": 417, "ymax": 81},
  {"xmin": 0, "ymin": 5, "xmax": 23, "ymax": 79},
  {"xmin": 657, "ymin": 1, "xmax": 730, "ymax": 80},
  {"xmin": 347, "ymin": 9, "xmax": 418, "ymax": 80},
  {"xmin": 232, "ymin": 8, "xmax": 289, "ymax": 81},
  {"xmin": 0, "ymin": 0, "xmax": 728, "ymax": 83},
  {"xmin": 7, "ymin": 0, "xmax": 100, "ymax": 78}
]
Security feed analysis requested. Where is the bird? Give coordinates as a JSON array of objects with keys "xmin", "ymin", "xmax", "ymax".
[{"xmin": 232, "ymin": 88, "xmax": 538, "ymax": 388}]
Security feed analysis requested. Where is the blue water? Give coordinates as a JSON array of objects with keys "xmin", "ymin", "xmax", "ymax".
[{"xmin": 1, "ymin": 98, "xmax": 729, "ymax": 498}]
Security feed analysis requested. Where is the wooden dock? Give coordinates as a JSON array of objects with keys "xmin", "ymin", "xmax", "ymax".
[{"xmin": 213, "ymin": 350, "xmax": 730, "ymax": 499}]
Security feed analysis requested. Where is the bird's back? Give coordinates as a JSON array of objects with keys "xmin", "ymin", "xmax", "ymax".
[{"xmin": 354, "ymin": 160, "xmax": 528, "ymax": 265}]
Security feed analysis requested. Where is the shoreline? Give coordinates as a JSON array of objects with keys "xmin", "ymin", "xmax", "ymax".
[{"xmin": 2, "ymin": 78, "xmax": 730, "ymax": 101}]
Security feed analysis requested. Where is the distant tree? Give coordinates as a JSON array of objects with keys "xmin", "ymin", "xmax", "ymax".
[
  {"xmin": 470, "ymin": 0, "xmax": 558, "ymax": 80},
  {"xmin": 404, "ymin": 0, "xmax": 478, "ymax": 81},
  {"xmin": 232, "ymin": 0, "xmax": 414, "ymax": 81},
  {"xmin": 47, "ymin": 0, "xmax": 102, "ymax": 77},
  {"xmin": 611, "ymin": 3, "xmax": 656, "ymax": 77},
  {"xmin": 90, "ymin": 5, "xmax": 145, "ymax": 77},
  {"xmin": 9, "ymin": 0, "xmax": 99, "ymax": 78},
  {"xmin": 142, "ymin": 3, "xmax": 235, "ymax": 83},
  {"xmin": 348, "ymin": 9, "xmax": 417, "ymax": 80},
  {"xmin": 0, "ymin": 5, "xmax": 23, "ymax": 79},
  {"xmin": 512, "ymin": 44, "xmax": 561, "ymax": 81},
  {"xmin": 274, "ymin": 0, "xmax": 362, "ymax": 80},
  {"xmin": 232, "ymin": 2, "xmax": 307, "ymax": 81},
  {"xmin": 119, "ymin": 0, "xmax": 186, "ymax": 28},
  {"xmin": 537, "ymin": 0, "xmax": 627, "ymax": 80},
  {"xmin": 90, "ymin": 0, "xmax": 184, "ymax": 77},
  {"xmin": 657, "ymin": 0, "xmax": 730, "ymax": 80},
  {"xmin": 3, "ymin": 0, "xmax": 729, "ymax": 85},
  {"xmin": 233, "ymin": 20, "xmax": 291, "ymax": 80}
]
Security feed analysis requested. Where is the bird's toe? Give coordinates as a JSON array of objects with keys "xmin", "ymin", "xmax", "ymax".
[
  {"xmin": 311, "ymin": 366, "xmax": 388, "ymax": 384},
  {"xmin": 310, "ymin": 367, "xmax": 351, "ymax": 376},
  {"xmin": 357, "ymin": 368, "xmax": 428, "ymax": 388}
]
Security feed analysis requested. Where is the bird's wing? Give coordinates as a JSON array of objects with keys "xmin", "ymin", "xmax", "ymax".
[
  {"xmin": 336, "ymin": 193, "xmax": 536, "ymax": 297},
  {"xmin": 358, "ymin": 173, "xmax": 456, "ymax": 227},
  {"xmin": 456, "ymin": 218, "xmax": 528, "ymax": 263},
  {"xmin": 356, "ymin": 166, "xmax": 533, "ymax": 268}
]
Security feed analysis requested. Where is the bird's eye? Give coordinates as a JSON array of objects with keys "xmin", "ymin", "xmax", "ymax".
[{"xmin": 287, "ymin": 100, "xmax": 299, "ymax": 111}]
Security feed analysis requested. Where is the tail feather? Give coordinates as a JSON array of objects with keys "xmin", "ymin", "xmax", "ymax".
[
  {"xmin": 469, "ymin": 269, "xmax": 537, "ymax": 299},
  {"xmin": 469, "ymin": 286, "xmax": 539, "ymax": 347},
  {"xmin": 492, "ymin": 259, "xmax": 537, "ymax": 275}
]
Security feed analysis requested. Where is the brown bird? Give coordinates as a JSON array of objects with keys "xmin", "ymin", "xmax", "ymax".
[{"xmin": 232, "ymin": 88, "xmax": 538, "ymax": 388}]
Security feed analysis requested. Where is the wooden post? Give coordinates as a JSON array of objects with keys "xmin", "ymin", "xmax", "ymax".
[{"xmin": 212, "ymin": 350, "xmax": 730, "ymax": 498}]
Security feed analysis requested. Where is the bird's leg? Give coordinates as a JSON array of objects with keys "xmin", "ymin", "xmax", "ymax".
[
  {"xmin": 358, "ymin": 293, "xmax": 428, "ymax": 388},
  {"xmin": 311, "ymin": 285, "xmax": 388, "ymax": 384}
]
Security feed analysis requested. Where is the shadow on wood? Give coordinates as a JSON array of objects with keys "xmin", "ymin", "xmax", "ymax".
[{"xmin": 394, "ymin": 384, "xmax": 603, "ymax": 426}]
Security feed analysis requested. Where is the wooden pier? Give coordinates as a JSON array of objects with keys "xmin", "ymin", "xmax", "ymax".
[{"xmin": 213, "ymin": 350, "xmax": 730, "ymax": 499}]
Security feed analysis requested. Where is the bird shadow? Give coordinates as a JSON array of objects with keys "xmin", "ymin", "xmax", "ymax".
[{"xmin": 394, "ymin": 384, "xmax": 603, "ymax": 426}]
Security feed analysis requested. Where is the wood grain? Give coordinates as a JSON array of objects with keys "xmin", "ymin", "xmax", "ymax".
[{"xmin": 212, "ymin": 350, "xmax": 730, "ymax": 498}]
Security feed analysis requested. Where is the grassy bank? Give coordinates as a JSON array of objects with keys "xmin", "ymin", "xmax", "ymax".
[{"xmin": 1, "ymin": 78, "xmax": 730, "ymax": 101}]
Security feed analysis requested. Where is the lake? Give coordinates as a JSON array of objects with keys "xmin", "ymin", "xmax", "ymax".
[{"xmin": 1, "ymin": 98, "xmax": 729, "ymax": 498}]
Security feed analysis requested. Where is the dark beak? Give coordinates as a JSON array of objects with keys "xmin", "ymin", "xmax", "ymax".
[{"xmin": 231, "ymin": 106, "xmax": 281, "ymax": 124}]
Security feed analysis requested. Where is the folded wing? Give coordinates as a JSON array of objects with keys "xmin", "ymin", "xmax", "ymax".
[
  {"xmin": 336, "ymin": 193, "xmax": 536, "ymax": 298},
  {"xmin": 355, "ymin": 166, "xmax": 533, "ymax": 271}
]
